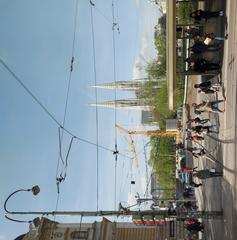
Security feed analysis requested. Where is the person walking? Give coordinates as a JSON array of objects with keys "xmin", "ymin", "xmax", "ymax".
[
  {"xmin": 188, "ymin": 42, "xmax": 221, "ymax": 54},
  {"xmin": 194, "ymin": 80, "xmax": 220, "ymax": 92},
  {"xmin": 190, "ymin": 9, "xmax": 224, "ymax": 21},
  {"xmin": 190, "ymin": 181, "xmax": 202, "ymax": 187},
  {"xmin": 192, "ymin": 99, "xmax": 226, "ymax": 113},
  {"xmin": 187, "ymin": 117, "xmax": 210, "ymax": 124},
  {"xmin": 186, "ymin": 135, "xmax": 204, "ymax": 141},
  {"xmin": 191, "ymin": 125, "xmax": 217, "ymax": 134},
  {"xmin": 185, "ymin": 221, "xmax": 204, "ymax": 232},
  {"xmin": 184, "ymin": 27, "xmax": 202, "ymax": 38},
  {"xmin": 193, "ymin": 169, "xmax": 223, "ymax": 179},
  {"xmin": 189, "ymin": 59, "xmax": 221, "ymax": 73},
  {"xmin": 192, "ymin": 148, "xmax": 207, "ymax": 158}
]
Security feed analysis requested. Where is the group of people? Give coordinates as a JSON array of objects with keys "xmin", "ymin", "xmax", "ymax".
[
  {"xmin": 185, "ymin": 218, "xmax": 204, "ymax": 233},
  {"xmin": 184, "ymin": 9, "xmax": 227, "ymax": 74},
  {"xmin": 185, "ymin": 79, "xmax": 225, "ymax": 142},
  {"xmin": 176, "ymin": 9, "xmax": 226, "ymax": 239}
]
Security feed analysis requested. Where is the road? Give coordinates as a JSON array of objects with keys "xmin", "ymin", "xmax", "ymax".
[{"xmin": 188, "ymin": 0, "xmax": 237, "ymax": 239}]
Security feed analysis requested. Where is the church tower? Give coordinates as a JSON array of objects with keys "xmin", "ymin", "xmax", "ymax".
[{"xmin": 91, "ymin": 78, "xmax": 164, "ymax": 110}]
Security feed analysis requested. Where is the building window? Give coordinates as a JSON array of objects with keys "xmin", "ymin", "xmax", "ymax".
[{"xmin": 70, "ymin": 231, "xmax": 88, "ymax": 239}]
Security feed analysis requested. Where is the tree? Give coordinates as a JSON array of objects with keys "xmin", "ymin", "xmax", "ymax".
[{"xmin": 158, "ymin": 14, "xmax": 166, "ymax": 34}]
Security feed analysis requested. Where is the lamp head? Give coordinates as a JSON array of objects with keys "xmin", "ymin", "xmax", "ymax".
[{"xmin": 31, "ymin": 185, "xmax": 40, "ymax": 196}]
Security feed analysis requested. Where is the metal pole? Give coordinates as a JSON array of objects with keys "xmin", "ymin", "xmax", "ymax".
[
  {"xmin": 176, "ymin": 0, "xmax": 204, "ymax": 2},
  {"xmin": 177, "ymin": 71, "xmax": 219, "ymax": 76},
  {"xmin": 176, "ymin": 24, "xmax": 203, "ymax": 27},
  {"xmin": 6, "ymin": 209, "xmax": 223, "ymax": 219}
]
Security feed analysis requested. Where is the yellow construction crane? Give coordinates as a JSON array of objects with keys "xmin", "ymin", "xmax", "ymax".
[
  {"xmin": 116, "ymin": 124, "xmax": 139, "ymax": 168},
  {"xmin": 115, "ymin": 124, "xmax": 177, "ymax": 168}
]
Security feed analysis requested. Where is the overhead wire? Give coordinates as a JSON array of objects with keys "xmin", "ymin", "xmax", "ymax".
[
  {"xmin": 89, "ymin": 0, "xmax": 113, "ymax": 25},
  {"xmin": 0, "ymin": 56, "xmax": 133, "ymax": 158},
  {"xmin": 56, "ymin": 0, "xmax": 79, "ymax": 181},
  {"xmin": 112, "ymin": 0, "xmax": 120, "ymax": 211},
  {"xmin": 54, "ymin": 0, "xmax": 79, "ymax": 223},
  {"xmin": 89, "ymin": 1, "xmax": 100, "ymax": 211}
]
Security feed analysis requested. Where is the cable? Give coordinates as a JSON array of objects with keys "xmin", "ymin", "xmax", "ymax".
[
  {"xmin": 0, "ymin": 56, "xmax": 132, "ymax": 156},
  {"xmin": 112, "ymin": 0, "xmax": 119, "ymax": 211},
  {"xmin": 56, "ymin": 0, "xmax": 79, "ymax": 178},
  {"xmin": 0, "ymin": 57, "xmax": 62, "ymax": 127},
  {"xmin": 54, "ymin": 0, "xmax": 79, "ymax": 223},
  {"xmin": 89, "ymin": 2, "xmax": 100, "ymax": 211},
  {"xmin": 58, "ymin": 126, "xmax": 65, "ymax": 165},
  {"xmin": 89, "ymin": 0, "xmax": 112, "ymax": 24}
]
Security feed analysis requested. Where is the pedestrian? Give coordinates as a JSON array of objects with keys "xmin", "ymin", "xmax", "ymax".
[
  {"xmin": 192, "ymin": 148, "xmax": 207, "ymax": 158},
  {"xmin": 189, "ymin": 59, "xmax": 221, "ymax": 73},
  {"xmin": 183, "ymin": 201, "xmax": 198, "ymax": 211},
  {"xmin": 186, "ymin": 135, "xmax": 204, "ymax": 141},
  {"xmin": 191, "ymin": 125, "xmax": 217, "ymax": 134},
  {"xmin": 185, "ymin": 217, "xmax": 199, "ymax": 225},
  {"xmin": 187, "ymin": 117, "xmax": 210, "ymax": 124},
  {"xmin": 193, "ymin": 169, "xmax": 223, "ymax": 179},
  {"xmin": 194, "ymin": 80, "xmax": 220, "ymax": 92},
  {"xmin": 194, "ymin": 108, "xmax": 205, "ymax": 115},
  {"xmin": 184, "ymin": 27, "xmax": 202, "ymax": 38},
  {"xmin": 176, "ymin": 142, "xmax": 184, "ymax": 149},
  {"xmin": 185, "ymin": 54, "xmax": 202, "ymax": 64},
  {"xmin": 192, "ymin": 99, "xmax": 226, "ymax": 113},
  {"xmin": 190, "ymin": 9, "xmax": 224, "ymax": 21},
  {"xmin": 190, "ymin": 181, "xmax": 202, "ymax": 188},
  {"xmin": 185, "ymin": 146, "xmax": 199, "ymax": 152},
  {"xmin": 192, "ymin": 32, "xmax": 228, "ymax": 45},
  {"xmin": 204, "ymin": 32, "xmax": 228, "ymax": 41},
  {"xmin": 183, "ymin": 190, "xmax": 194, "ymax": 198},
  {"xmin": 188, "ymin": 42, "xmax": 221, "ymax": 54},
  {"xmin": 185, "ymin": 221, "xmax": 204, "ymax": 232}
]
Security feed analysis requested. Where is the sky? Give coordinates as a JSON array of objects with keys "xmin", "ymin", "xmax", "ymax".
[{"xmin": 0, "ymin": 0, "xmax": 160, "ymax": 239}]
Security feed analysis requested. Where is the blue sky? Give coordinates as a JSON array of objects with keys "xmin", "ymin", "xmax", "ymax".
[{"xmin": 0, "ymin": 0, "xmax": 160, "ymax": 239}]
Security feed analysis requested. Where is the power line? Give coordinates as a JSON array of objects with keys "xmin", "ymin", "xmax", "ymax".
[
  {"xmin": 56, "ymin": 0, "xmax": 79, "ymax": 178},
  {"xmin": 0, "ymin": 57, "xmax": 130, "ymax": 156},
  {"xmin": 54, "ymin": 0, "xmax": 79, "ymax": 223},
  {"xmin": 0, "ymin": 57, "xmax": 62, "ymax": 127},
  {"xmin": 112, "ymin": 0, "xmax": 120, "ymax": 211},
  {"xmin": 89, "ymin": 0, "xmax": 119, "ymax": 30},
  {"xmin": 89, "ymin": 2, "xmax": 100, "ymax": 211}
]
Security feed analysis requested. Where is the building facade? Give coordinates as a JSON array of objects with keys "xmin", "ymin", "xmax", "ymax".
[{"xmin": 16, "ymin": 217, "xmax": 185, "ymax": 240}]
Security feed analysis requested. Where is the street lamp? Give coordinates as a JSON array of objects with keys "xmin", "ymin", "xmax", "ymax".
[
  {"xmin": 3, "ymin": 185, "xmax": 222, "ymax": 221},
  {"xmin": 4, "ymin": 185, "xmax": 40, "ymax": 223}
]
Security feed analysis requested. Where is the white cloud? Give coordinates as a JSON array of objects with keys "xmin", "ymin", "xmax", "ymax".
[{"xmin": 132, "ymin": 3, "xmax": 160, "ymax": 79}]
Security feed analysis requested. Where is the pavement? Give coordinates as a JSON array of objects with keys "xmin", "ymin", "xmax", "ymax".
[{"xmin": 184, "ymin": 1, "xmax": 237, "ymax": 239}]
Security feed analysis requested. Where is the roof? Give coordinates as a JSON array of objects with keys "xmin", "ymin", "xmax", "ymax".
[
  {"xmin": 14, "ymin": 234, "xmax": 26, "ymax": 240},
  {"xmin": 166, "ymin": 0, "xmax": 176, "ymax": 110}
]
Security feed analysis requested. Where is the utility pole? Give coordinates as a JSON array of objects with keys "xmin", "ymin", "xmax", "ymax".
[{"xmin": 6, "ymin": 209, "xmax": 223, "ymax": 220}]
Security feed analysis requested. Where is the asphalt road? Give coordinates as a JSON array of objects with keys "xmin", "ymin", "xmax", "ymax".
[
  {"xmin": 187, "ymin": 1, "xmax": 237, "ymax": 239},
  {"xmin": 183, "ymin": 1, "xmax": 237, "ymax": 239}
]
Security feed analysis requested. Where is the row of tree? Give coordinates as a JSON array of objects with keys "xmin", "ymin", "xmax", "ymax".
[{"xmin": 143, "ymin": 2, "xmax": 195, "ymax": 198}]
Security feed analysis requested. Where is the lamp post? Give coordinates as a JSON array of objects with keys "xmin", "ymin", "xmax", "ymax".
[
  {"xmin": 4, "ymin": 185, "xmax": 222, "ymax": 221},
  {"xmin": 4, "ymin": 185, "xmax": 40, "ymax": 223}
]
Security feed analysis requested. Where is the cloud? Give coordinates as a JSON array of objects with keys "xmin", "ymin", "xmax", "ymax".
[
  {"xmin": 132, "ymin": 37, "xmax": 154, "ymax": 79},
  {"xmin": 132, "ymin": 2, "xmax": 160, "ymax": 79}
]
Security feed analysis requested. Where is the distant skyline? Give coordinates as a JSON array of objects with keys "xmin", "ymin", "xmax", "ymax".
[{"xmin": 0, "ymin": 1, "xmax": 161, "ymax": 239}]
